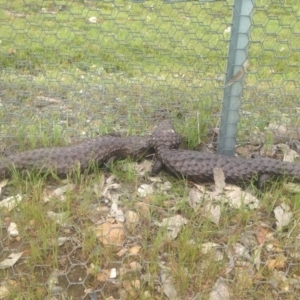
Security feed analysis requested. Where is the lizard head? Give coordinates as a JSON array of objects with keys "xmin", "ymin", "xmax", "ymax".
[{"xmin": 153, "ymin": 120, "xmax": 182, "ymax": 150}]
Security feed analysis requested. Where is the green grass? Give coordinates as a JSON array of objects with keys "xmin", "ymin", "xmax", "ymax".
[
  {"xmin": 1, "ymin": 0, "xmax": 300, "ymax": 299},
  {"xmin": 1, "ymin": 0, "xmax": 299, "ymax": 146},
  {"xmin": 1, "ymin": 0, "xmax": 298, "ymax": 145},
  {"xmin": 1, "ymin": 163, "xmax": 300, "ymax": 298}
]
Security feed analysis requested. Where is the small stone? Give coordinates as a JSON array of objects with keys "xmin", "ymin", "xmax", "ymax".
[{"xmin": 8, "ymin": 222, "xmax": 19, "ymax": 236}]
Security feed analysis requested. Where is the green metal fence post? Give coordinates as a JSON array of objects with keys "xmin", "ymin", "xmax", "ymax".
[{"xmin": 217, "ymin": 0, "xmax": 254, "ymax": 156}]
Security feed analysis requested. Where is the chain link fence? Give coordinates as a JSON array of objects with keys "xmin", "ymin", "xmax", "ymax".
[
  {"xmin": 1, "ymin": 0, "xmax": 300, "ymax": 299},
  {"xmin": 0, "ymin": 1, "xmax": 298, "ymax": 150},
  {"xmin": 0, "ymin": 0, "xmax": 233, "ymax": 149},
  {"xmin": 241, "ymin": 0, "xmax": 300, "ymax": 153}
]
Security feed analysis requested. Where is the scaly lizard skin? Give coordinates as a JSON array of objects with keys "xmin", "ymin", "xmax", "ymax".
[
  {"xmin": 0, "ymin": 135, "xmax": 154, "ymax": 178},
  {"xmin": 2, "ymin": 120, "xmax": 300, "ymax": 185},
  {"xmin": 151, "ymin": 120, "xmax": 300, "ymax": 185}
]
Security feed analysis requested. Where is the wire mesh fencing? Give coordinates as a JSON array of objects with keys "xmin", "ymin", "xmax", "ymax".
[
  {"xmin": 240, "ymin": 0, "xmax": 300, "ymax": 152},
  {"xmin": 0, "ymin": 0, "xmax": 232, "ymax": 148},
  {"xmin": 0, "ymin": 1, "xmax": 298, "ymax": 150},
  {"xmin": 1, "ymin": 0, "xmax": 300, "ymax": 299}
]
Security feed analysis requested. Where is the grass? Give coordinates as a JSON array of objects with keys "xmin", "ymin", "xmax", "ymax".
[
  {"xmin": 1, "ymin": 0, "xmax": 300, "ymax": 299},
  {"xmin": 2, "ymin": 1, "xmax": 298, "ymax": 145},
  {"xmin": 3, "ymin": 163, "xmax": 300, "ymax": 299}
]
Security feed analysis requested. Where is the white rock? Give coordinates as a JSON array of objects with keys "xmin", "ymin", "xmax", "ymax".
[{"xmin": 8, "ymin": 222, "xmax": 19, "ymax": 236}]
